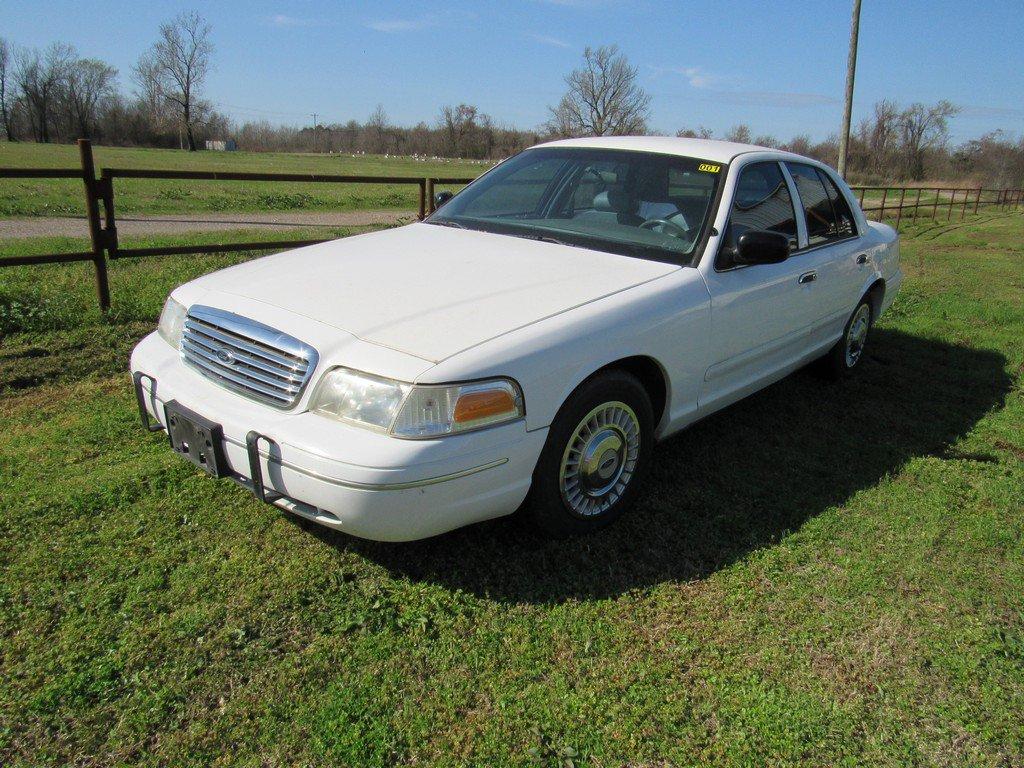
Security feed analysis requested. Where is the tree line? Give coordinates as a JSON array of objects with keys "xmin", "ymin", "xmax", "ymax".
[
  {"xmin": 0, "ymin": 13, "xmax": 227, "ymax": 151},
  {"xmin": 1, "ymin": 27, "xmax": 1022, "ymax": 187}
]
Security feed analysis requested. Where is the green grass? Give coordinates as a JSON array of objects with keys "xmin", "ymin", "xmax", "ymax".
[
  {"xmin": 1, "ymin": 213, "xmax": 1022, "ymax": 766},
  {"xmin": 0, "ymin": 142, "xmax": 486, "ymax": 217}
]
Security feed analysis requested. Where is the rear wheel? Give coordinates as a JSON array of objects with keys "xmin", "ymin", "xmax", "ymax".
[
  {"xmin": 821, "ymin": 299, "xmax": 872, "ymax": 379},
  {"xmin": 525, "ymin": 370, "xmax": 654, "ymax": 537}
]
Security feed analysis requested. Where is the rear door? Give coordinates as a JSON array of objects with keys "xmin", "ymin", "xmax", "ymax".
[
  {"xmin": 784, "ymin": 162, "xmax": 866, "ymax": 350},
  {"xmin": 698, "ymin": 160, "xmax": 819, "ymax": 414}
]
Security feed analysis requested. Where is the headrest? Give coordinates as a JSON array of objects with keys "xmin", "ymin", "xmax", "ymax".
[{"xmin": 593, "ymin": 188, "xmax": 635, "ymax": 213}]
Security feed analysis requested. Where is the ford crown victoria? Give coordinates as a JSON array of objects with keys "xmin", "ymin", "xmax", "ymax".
[{"xmin": 131, "ymin": 136, "xmax": 901, "ymax": 540}]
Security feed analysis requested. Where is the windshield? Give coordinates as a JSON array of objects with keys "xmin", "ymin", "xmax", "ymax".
[{"xmin": 427, "ymin": 147, "xmax": 723, "ymax": 264}]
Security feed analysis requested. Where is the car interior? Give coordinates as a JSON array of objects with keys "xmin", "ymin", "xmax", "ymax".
[{"xmin": 434, "ymin": 150, "xmax": 721, "ymax": 259}]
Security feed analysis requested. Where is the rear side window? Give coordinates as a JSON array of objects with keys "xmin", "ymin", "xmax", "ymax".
[
  {"xmin": 719, "ymin": 161, "xmax": 797, "ymax": 269},
  {"xmin": 786, "ymin": 163, "xmax": 834, "ymax": 246},
  {"xmin": 819, "ymin": 170, "xmax": 857, "ymax": 238},
  {"xmin": 786, "ymin": 162, "xmax": 857, "ymax": 246}
]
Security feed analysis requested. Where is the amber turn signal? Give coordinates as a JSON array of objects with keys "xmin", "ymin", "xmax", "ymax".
[{"xmin": 453, "ymin": 388, "xmax": 518, "ymax": 424}]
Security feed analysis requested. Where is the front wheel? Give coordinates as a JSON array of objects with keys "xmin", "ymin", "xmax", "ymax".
[
  {"xmin": 821, "ymin": 299, "xmax": 872, "ymax": 379},
  {"xmin": 524, "ymin": 370, "xmax": 654, "ymax": 537}
]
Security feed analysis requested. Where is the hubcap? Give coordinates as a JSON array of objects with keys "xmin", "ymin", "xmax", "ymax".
[
  {"xmin": 559, "ymin": 402, "xmax": 641, "ymax": 517},
  {"xmin": 845, "ymin": 305, "xmax": 871, "ymax": 368}
]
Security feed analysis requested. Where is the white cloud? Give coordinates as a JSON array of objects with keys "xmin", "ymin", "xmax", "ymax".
[
  {"xmin": 267, "ymin": 14, "xmax": 313, "ymax": 28},
  {"xmin": 366, "ymin": 19, "xmax": 433, "ymax": 33},
  {"xmin": 529, "ymin": 33, "xmax": 571, "ymax": 48},
  {"xmin": 647, "ymin": 65, "xmax": 721, "ymax": 89}
]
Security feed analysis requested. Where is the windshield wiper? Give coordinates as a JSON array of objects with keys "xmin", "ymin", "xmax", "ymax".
[
  {"xmin": 509, "ymin": 232, "xmax": 582, "ymax": 249},
  {"xmin": 426, "ymin": 219, "xmax": 468, "ymax": 230}
]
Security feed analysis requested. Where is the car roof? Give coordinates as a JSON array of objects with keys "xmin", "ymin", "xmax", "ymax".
[{"xmin": 534, "ymin": 135, "xmax": 808, "ymax": 165}]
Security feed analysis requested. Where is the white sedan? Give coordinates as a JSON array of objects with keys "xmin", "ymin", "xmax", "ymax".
[{"xmin": 131, "ymin": 136, "xmax": 901, "ymax": 541}]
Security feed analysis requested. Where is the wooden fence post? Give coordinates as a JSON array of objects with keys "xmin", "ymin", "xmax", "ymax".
[
  {"xmin": 100, "ymin": 169, "xmax": 118, "ymax": 259},
  {"xmin": 78, "ymin": 139, "xmax": 110, "ymax": 312},
  {"xmin": 973, "ymin": 188, "xmax": 981, "ymax": 215},
  {"xmin": 417, "ymin": 178, "xmax": 427, "ymax": 220},
  {"xmin": 878, "ymin": 188, "xmax": 888, "ymax": 221},
  {"xmin": 960, "ymin": 188, "xmax": 970, "ymax": 220},
  {"xmin": 912, "ymin": 188, "xmax": 923, "ymax": 221},
  {"xmin": 894, "ymin": 187, "xmax": 907, "ymax": 231},
  {"xmin": 931, "ymin": 188, "xmax": 940, "ymax": 219}
]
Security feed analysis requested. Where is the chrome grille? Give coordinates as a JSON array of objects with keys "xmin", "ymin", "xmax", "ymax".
[{"xmin": 181, "ymin": 305, "xmax": 319, "ymax": 409}]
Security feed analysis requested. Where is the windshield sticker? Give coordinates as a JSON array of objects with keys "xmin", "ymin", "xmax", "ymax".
[{"xmin": 698, "ymin": 163, "xmax": 721, "ymax": 173}]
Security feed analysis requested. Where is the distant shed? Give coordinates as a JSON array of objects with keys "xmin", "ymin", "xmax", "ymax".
[{"xmin": 204, "ymin": 139, "xmax": 237, "ymax": 151}]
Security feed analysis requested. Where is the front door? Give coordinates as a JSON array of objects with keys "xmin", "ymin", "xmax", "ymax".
[{"xmin": 699, "ymin": 160, "xmax": 821, "ymax": 415}]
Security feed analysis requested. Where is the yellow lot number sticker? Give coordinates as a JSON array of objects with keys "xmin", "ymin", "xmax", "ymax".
[{"xmin": 698, "ymin": 163, "xmax": 721, "ymax": 173}]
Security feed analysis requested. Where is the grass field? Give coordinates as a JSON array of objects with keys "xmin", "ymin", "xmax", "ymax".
[
  {"xmin": 0, "ymin": 142, "xmax": 487, "ymax": 217},
  {"xmin": 0, "ymin": 212, "xmax": 1022, "ymax": 766}
]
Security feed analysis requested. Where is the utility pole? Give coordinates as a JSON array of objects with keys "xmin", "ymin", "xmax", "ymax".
[
  {"xmin": 310, "ymin": 112, "xmax": 318, "ymax": 153},
  {"xmin": 837, "ymin": 0, "xmax": 862, "ymax": 179}
]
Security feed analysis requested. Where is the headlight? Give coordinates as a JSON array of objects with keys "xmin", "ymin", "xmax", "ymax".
[
  {"xmin": 158, "ymin": 296, "xmax": 187, "ymax": 349},
  {"xmin": 310, "ymin": 368, "xmax": 524, "ymax": 438},
  {"xmin": 309, "ymin": 368, "xmax": 411, "ymax": 432}
]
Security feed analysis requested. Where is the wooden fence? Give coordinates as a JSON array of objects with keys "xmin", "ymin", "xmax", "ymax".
[{"xmin": 1, "ymin": 139, "xmax": 1020, "ymax": 311}]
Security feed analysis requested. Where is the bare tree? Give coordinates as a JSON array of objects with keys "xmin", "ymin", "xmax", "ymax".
[
  {"xmin": 132, "ymin": 51, "xmax": 170, "ymax": 129},
  {"xmin": 784, "ymin": 134, "xmax": 813, "ymax": 156},
  {"xmin": 366, "ymin": 104, "xmax": 389, "ymax": 154},
  {"xmin": 148, "ymin": 12, "xmax": 213, "ymax": 150},
  {"xmin": 438, "ymin": 103, "xmax": 495, "ymax": 158},
  {"xmin": 15, "ymin": 42, "xmax": 75, "ymax": 142},
  {"xmin": 0, "ymin": 38, "xmax": 13, "ymax": 140},
  {"xmin": 547, "ymin": 45, "xmax": 650, "ymax": 137},
  {"xmin": 676, "ymin": 126, "xmax": 713, "ymax": 139},
  {"xmin": 724, "ymin": 124, "xmax": 752, "ymax": 144},
  {"xmin": 867, "ymin": 99, "xmax": 900, "ymax": 174},
  {"xmin": 898, "ymin": 100, "xmax": 959, "ymax": 180},
  {"xmin": 65, "ymin": 58, "xmax": 117, "ymax": 138}
]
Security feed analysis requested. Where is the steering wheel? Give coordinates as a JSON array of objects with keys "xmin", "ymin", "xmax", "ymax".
[{"xmin": 639, "ymin": 217, "xmax": 690, "ymax": 239}]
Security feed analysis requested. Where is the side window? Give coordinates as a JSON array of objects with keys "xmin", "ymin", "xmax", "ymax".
[
  {"xmin": 719, "ymin": 161, "xmax": 797, "ymax": 268},
  {"xmin": 786, "ymin": 163, "xmax": 835, "ymax": 246},
  {"xmin": 817, "ymin": 169, "xmax": 857, "ymax": 238}
]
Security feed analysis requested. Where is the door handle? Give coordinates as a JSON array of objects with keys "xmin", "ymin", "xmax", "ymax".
[
  {"xmin": 856, "ymin": 253, "xmax": 868, "ymax": 265},
  {"xmin": 798, "ymin": 271, "xmax": 817, "ymax": 284}
]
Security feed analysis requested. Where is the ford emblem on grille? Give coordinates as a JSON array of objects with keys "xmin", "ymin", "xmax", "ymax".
[{"xmin": 180, "ymin": 305, "xmax": 319, "ymax": 409}]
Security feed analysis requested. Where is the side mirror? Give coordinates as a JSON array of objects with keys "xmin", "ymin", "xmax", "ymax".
[
  {"xmin": 735, "ymin": 230, "xmax": 790, "ymax": 265},
  {"xmin": 433, "ymin": 191, "xmax": 454, "ymax": 209}
]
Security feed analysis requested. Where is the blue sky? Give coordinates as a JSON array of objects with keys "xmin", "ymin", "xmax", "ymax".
[{"xmin": 4, "ymin": 0, "xmax": 1023, "ymax": 143}]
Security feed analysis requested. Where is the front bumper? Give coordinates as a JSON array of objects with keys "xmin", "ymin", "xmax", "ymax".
[{"xmin": 130, "ymin": 332, "xmax": 547, "ymax": 541}]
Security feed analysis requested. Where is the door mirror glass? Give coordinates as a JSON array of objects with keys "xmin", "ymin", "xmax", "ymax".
[
  {"xmin": 433, "ymin": 190, "xmax": 454, "ymax": 209},
  {"xmin": 736, "ymin": 230, "xmax": 791, "ymax": 265}
]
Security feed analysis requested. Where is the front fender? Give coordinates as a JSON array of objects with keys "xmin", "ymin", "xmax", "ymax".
[{"xmin": 423, "ymin": 269, "xmax": 713, "ymax": 435}]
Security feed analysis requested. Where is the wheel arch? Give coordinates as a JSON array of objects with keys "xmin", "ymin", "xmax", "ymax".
[
  {"xmin": 862, "ymin": 277, "xmax": 886, "ymax": 321},
  {"xmin": 568, "ymin": 355, "xmax": 670, "ymax": 432}
]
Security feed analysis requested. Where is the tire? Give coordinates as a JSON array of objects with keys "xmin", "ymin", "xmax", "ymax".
[
  {"xmin": 820, "ymin": 298, "xmax": 873, "ymax": 380},
  {"xmin": 524, "ymin": 369, "xmax": 654, "ymax": 538}
]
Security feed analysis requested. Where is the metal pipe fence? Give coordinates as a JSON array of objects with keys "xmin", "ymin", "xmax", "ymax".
[
  {"xmin": 1, "ymin": 139, "xmax": 1020, "ymax": 312},
  {"xmin": 850, "ymin": 184, "xmax": 1021, "ymax": 229}
]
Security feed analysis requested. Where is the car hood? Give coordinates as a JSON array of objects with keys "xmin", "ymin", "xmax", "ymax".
[{"xmin": 188, "ymin": 223, "xmax": 679, "ymax": 362}]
